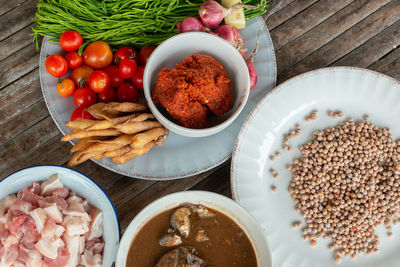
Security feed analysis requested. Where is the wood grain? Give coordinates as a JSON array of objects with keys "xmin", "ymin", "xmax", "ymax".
[
  {"xmin": 278, "ymin": 0, "xmax": 400, "ymax": 82},
  {"xmin": 0, "ymin": 23, "xmax": 35, "ymax": 62},
  {"xmin": 0, "ymin": 0, "xmax": 27, "ymax": 17},
  {"xmin": 263, "ymin": 0, "xmax": 296, "ymax": 18},
  {"xmin": 0, "ymin": 0, "xmax": 400, "ymax": 234},
  {"xmin": 0, "ymin": 42, "xmax": 39, "ymax": 89},
  {"xmin": 266, "ymin": 0, "xmax": 320, "ymax": 31},
  {"xmin": 0, "ymin": 0, "xmax": 36, "ymax": 41},
  {"xmin": 333, "ymin": 20, "xmax": 400, "ymax": 68},
  {"xmin": 275, "ymin": 0, "xmax": 391, "ymax": 75}
]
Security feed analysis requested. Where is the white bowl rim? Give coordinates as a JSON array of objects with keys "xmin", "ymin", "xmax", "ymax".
[
  {"xmin": 116, "ymin": 190, "xmax": 271, "ymax": 267},
  {"xmin": 143, "ymin": 31, "xmax": 251, "ymax": 137},
  {"xmin": 0, "ymin": 165, "xmax": 121, "ymax": 236}
]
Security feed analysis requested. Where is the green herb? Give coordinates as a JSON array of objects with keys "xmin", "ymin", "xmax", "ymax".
[{"xmin": 32, "ymin": 0, "xmax": 269, "ymax": 49}]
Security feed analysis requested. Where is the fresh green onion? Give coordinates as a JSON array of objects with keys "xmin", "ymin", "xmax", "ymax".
[{"xmin": 32, "ymin": 0, "xmax": 269, "ymax": 48}]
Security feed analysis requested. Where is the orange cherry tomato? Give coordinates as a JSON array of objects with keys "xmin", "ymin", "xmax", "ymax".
[
  {"xmin": 71, "ymin": 66, "xmax": 94, "ymax": 88},
  {"xmin": 83, "ymin": 41, "xmax": 113, "ymax": 69},
  {"xmin": 57, "ymin": 78, "xmax": 75, "ymax": 97}
]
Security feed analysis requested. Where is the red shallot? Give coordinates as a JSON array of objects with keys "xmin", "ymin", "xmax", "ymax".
[
  {"xmin": 198, "ymin": 0, "xmax": 241, "ymax": 28},
  {"xmin": 177, "ymin": 17, "xmax": 205, "ymax": 33},
  {"xmin": 213, "ymin": 24, "xmax": 246, "ymax": 55},
  {"xmin": 246, "ymin": 28, "xmax": 262, "ymax": 90},
  {"xmin": 199, "ymin": 0, "xmax": 266, "ymax": 28}
]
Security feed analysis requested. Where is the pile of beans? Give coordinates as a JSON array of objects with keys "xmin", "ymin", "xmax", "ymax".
[{"xmin": 288, "ymin": 118, "xmax": 400, "ymax": 262}]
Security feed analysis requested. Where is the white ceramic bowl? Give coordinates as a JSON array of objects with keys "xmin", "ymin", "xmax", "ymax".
[
  {"xmin": 143, "ymin": 32, "xmax": 251, "ymax": 138},
  {"xmin": 116, "ymin": 191, "xmax": 272, "ymax": 267},
  {"xmin": 0, "ymin": 166, "xmax": 120, "ymax": 267}
]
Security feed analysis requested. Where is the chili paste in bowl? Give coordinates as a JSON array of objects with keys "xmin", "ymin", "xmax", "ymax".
[{"xmin": 143, "ymin": 32, "xmax": 250, "ymax": 138}]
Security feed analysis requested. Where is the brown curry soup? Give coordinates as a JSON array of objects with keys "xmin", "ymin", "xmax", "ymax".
[{"xmin": 126, "ymin": 204, "xmax": 257, "ymax": 267}]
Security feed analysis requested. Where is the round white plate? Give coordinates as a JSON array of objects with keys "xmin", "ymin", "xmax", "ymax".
[
  {"xmin": 0, "ymin": 166, "xmax": 120, "ymax": 267},
  {"xmin": 231, "ymin": 67, "xmax": 400, "ymax": 267},
  {"xmin": 39, "ymin": 17, "xmax": 276, "ymax": 180}
]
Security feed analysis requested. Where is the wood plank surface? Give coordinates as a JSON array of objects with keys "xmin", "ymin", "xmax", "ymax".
[{"xmin": 0, "ymin": 0, "xmax": 399, "ymax": 237}]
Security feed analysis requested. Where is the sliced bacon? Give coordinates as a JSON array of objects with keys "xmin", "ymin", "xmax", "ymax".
[
  {"xmin": 41, "ymin": 174, "xmax": 64, "ymax": 196},
  {"xmin": 64, "ymin": 234, "xmax": 80, "ymax": 267},
  {"xmin": 85, "ymin": 238, "xmax": 105, "ymax": 255},
  {"xmin": 42, "ymin": 196, "xmax": 68, "ymax": 211},
  {"xmin": 0, "ymin": 243, "xmax": 18, "ymax": 266},
  {"xmin": 44, "ymin": 247, "xmax": 70, "ymax": 267},
  {"xmin": 17, "ymin": 183, "xmax": 42, "ymax": 207},
  {"xmin": 26, "ymin": 249, "xmax": 43, "ymax": 267},
  {"xmin": 20, "ymin": 217, "xmax": 40, "ymax": 249},
  {"xmin": 41, "ymin": 218, "xmax": 57, "ymax": 239},
  {"xmin": 52, "ymin": 188, "xmax": 69, "ymax": 199},
  {"xmin": 9, "ymin": 199, "xmax": 32, "ymax": 216},
  {"xmin": 8, "ymin": 214, "xmax": 29, "ymax": 236},
  {"xmin": 17, "ymin": 245, "xmax": 29, "ymax": 264},
  {"xmin": 0, "ymin": 195, "xmax": 16, "ymax": 217},
  {"xmin": 0, "ymin": 175, "xmax": 105, "ymax": 267}
]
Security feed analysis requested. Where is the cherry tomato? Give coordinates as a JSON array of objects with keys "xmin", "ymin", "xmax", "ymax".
[
  {"xmin": 71, "ymin": 66, "xmax": 94, "ymax": 88},
  {"xmin": 138, "ymin": 45, "xmax": 156, "ymax": 66},
  {"xmin": 131, "ymin": 66, "xmax": 144, "ymax": 90},
  {"xmin": 65, "ymin": 51, "xmax": 83, "ymax": 69},
  {"xmin": 98, "ymin": 88, "xmax": 116, "ymax": 103},
  {"xmin": 119, "ymin": 59, "xmax": 137, "ymax": 79},
  {"xmin": 114, "ymin": 46, "xmax": 137, "ymax": 65},
  {"xmin": 104, "ymin": 65, "xmax": 123, "ymax": 88},
  {"xmin": 83, "ymin": 41, "xmax": 113, "ymax": 69},
  {"xmin": 117, "ymin": 82, "xmax": 138, "ymax": 102},
  {"xmin": 60, "ymin": 31, "xmax": 83, "ymax": 51},
  {"xmin": 45, "ymin": 54, "xmax": 68, "ymax": 77},
  {"xmin": 74, "ymin": 87, "xmax": 97, "ymax": 108},
  {"xmin": 57, "ymin": 78, "xmax": 75, "ymax": 97},
  {"xmin": 89, "ymin": 70, "xmax": 110, "ymax": 93},
  {"xmin": 70, "ymin": 107, "xmax": 94, "ymax": 121}
]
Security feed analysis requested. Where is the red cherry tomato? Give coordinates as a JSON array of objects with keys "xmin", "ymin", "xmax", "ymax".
[
  {"xmin": 70, "ymin": 107, "xmax": 95, "ymax": 121},
  {"xmin": 83, "ymin": 41, "xmax": 113, "ymax": 69},
  {"xmin": 131, "ymin": 66, "xmax": 144, "ymax": 90},
  {"xmin": 74, "ymin": 87, "xmax": 97, "ymax": 108},
  {"xmin": 119, "ymin": 59, "xmax": 137, "ymax": 79},
  {"xmin": 57, "ymin": 78, "xmax": 75, "ymax": 97},
  {"xmin": 104, "ymin": 65, "xmax": 123, "ymax": 88},
  {"xmin": 138, "ymin": 45, "xmax": 156, "ymax": 66},
  {"xmin": 98, "ymin": 88, "xmax": 116, "ymax": 103},
  {"xmin": 45, "ymin": 54, "xmax": 68, "ymax": 77},
  {"xmin": 71, "ymin": 66, "xmax": 94, "ymax": 88},
  {"xmin": 65, "ymin": 51, "xmax": 83, "ymax": 69},
  {"xmin": 117, "ymin": 82, "xmax": 138, "ymax": 102},
  {"xmin": 89, "ymin": 70, "xmax": 110, "ymax": 93},
  {"xmin": 60, "ymin": 31, "xmax": 83, "ymax": 52},
  {"xmin": 114, "ymin": 46, "xmax": 137, "ymax": 65}
]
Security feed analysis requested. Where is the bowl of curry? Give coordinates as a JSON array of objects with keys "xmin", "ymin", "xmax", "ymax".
[
  {"xmin": 115, "ymin": 191, "xmax": 272, "ymax": 267},
  {"xmin": 143, "ymin": 32, "xmax": 250, "ymax": 138}
]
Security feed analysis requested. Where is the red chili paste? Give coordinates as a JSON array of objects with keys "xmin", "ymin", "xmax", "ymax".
[{"xmin": 152, "ymin": 53, "xmax": 232, "ymax": 129}]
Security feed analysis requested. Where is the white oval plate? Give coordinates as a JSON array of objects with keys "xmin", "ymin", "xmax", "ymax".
[
  {"xmin": 231, "ymin": 67, "xmax": 400, "ymax": 267},
  {"xmin": 0, "ymin": 166, "xmax": 120, "ymax": 267},
  {"xmin": 39, "ymin": 17, "xmax": 276, "ymax": 180},
  {"xmin": 116, "ymin": 191, "xmax": 272, "ymax": 267}
]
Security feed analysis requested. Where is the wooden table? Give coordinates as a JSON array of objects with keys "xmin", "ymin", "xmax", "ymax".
[{"xmin": 1, "ymin": 0, "xmax": 399, "ymax": 233}]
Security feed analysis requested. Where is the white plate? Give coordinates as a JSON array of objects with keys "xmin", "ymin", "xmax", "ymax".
[
  {"xmin": 39, "ymin": 17, "xmax": 276, "ymax": 180},
  {"xmin": 116, "ymin": 191, "xmax": 272, "ymax": 267},
  {"xmin": 231, "ymin": 67, "xmax": 400, "ymax": 267},
  {"xmin": 0, "ymin": 166, "xmax": 120, "ymax": 267}
]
